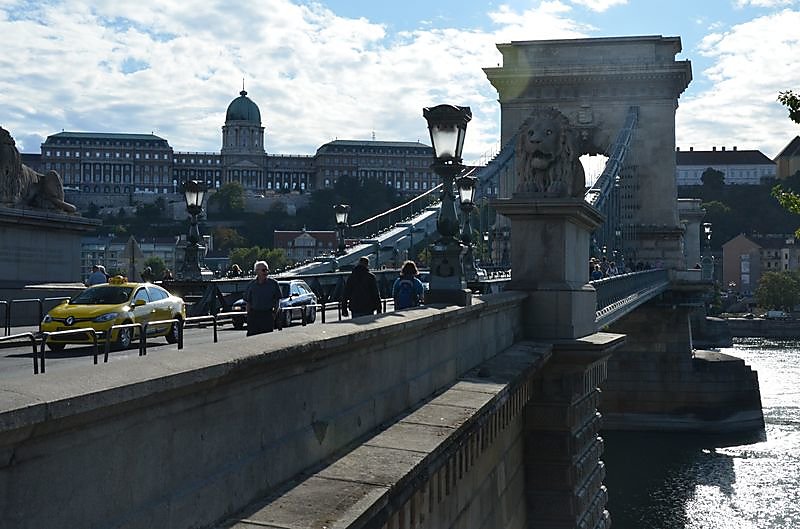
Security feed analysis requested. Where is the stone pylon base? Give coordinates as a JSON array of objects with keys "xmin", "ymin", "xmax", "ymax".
[
  {"xmin": 524, "ymin": 333, "xmax": 624, "ymax": 529},
  {"xmin": 492, "ymin": 196, "xmax": 604, "ymax": 340}
]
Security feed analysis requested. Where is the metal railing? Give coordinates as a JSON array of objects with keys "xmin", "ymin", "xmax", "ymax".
[
  {"xmin": 4, "ymin": 296, "xmax": 71, "ymax": 335},
  {"xmin": 0, "ymin": 332, "xmax": 40, "ymax": 374},
  {"xmin": 592, "ymin": 268, "xmax": 670, "ymax": 328}
]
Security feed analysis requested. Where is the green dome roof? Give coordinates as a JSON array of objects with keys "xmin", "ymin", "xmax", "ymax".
[{"xmin": 225, "ymin": 90, "xmax": 261, "ymax": 123}]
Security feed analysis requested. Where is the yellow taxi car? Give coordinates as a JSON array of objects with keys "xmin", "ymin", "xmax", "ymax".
[{"xmin": 41, "ymin": 276, "xmax": 186, "ymax": 351}]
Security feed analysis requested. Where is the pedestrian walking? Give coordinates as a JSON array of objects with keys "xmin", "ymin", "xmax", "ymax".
[
  {"xmin": 242, "ymin": 261, "xmax": 281, "ymax": 336},
  {"xmin": 342, "ymin": 257, "xmax": 382, "ymax": 318},
  {"xmin": 141, "ymin": 266, "xmax": 154, "ymax": 282},
  {"xmin": 86, "ymin": 265, "xmax": 108, "ymax": 286},
  {"xmin": 392, "ymin": 260, "xmax": 425, "ymax": 310}
]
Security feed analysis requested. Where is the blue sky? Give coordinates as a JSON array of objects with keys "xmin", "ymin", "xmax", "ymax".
[{"xmin": 1, "ymin": 0, "xmax": 798, "ymax": 168}]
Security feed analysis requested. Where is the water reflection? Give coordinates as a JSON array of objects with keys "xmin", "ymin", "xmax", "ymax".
[
  {"xmin": 603, "ymin": 430, "xmax": 766, "ymax": 528},
  {"xmin": 602, "ymin": 339, "xmax": 800, "ymax": 528}
]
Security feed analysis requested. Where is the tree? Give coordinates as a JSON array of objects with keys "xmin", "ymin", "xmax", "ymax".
[
  {"xmin": 755, "ymin": 271, "xmax": 800, "ymax": 311},
  {"xmin": 143, "ymin": 256, "xmax": 166, "ymax": 280},
  {"xmin": 228, "ymin": 246, "xmax": 289, "ymax": 272},
  {"xmin": 772, "ymin": 89, "xmax": 800, "ymax": 234},
  {"xmin": 212, "ymin": 227, "xmax": 246, "ymax": 252},
  {"xmin": 209, "ymin": 182, "xmax": 246, "ymax": 215},
  {"xmin": 701, "ymin": 167, "xmax": 725, "ymax": 190},
  {"xmin": 778, "ymin": 90, "xmax": 800, "ymax": 123}
]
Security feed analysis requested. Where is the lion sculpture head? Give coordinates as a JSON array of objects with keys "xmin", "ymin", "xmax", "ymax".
[{"xmin": 515, "ymin": 107, "xmax": 585, "ymax": 198}]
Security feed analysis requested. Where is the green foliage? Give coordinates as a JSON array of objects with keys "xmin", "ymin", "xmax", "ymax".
[
  {"xmin": 135, "ymin": 198, "xmax": 166, "ymax": 221},
  {"xmin": 86, "ymin": 202, "xmax": 100, "ymax": 218},
  {"xmin": 772, "ymin": 185, "xmax": 800, "ymax": 239},
  {"xmin": 228, "ymin": 247, "xmax": 289, "ymax": 272},
  {"xmin": 679, "ymin": 183, "xmax": 800, "ymax": 249},
  {"xmin": 770, "ymin": 89, "xmax": 800, "ymax": 237},
  {"xmin": 212, "ymin": 227, "xmax": 246, "ymax": 252},
  {"xmin": 143, "ymin": 256, "xmax": 166, "ymax": 279},
  {"xmin": 701, "ymin": 167, "xmax": 725, "ymax": 189},
  {"xmin": 778, "ymin": 90, "xmax": 800, "ymax": 123},
  {"xmin": 297, "ymin": 175, "xmax": 403, "ymax": 229},
  {"xmin": 209, "ymin": 182, "xmax": 246, "ymax": 215},
  {"xmin": 755, "ymin": 271, "xmax": 800, "ymax": 311}
]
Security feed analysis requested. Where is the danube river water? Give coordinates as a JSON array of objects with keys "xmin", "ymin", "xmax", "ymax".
[{"xmin": 602, "ymin": 338, "xmax": 800, "ymax": 529}]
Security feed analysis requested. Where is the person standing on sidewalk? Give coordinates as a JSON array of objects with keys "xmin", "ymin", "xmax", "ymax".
[
  {"xmin": 342, "ymin": 257, "xmax": 382, "ymax": 318},
  {"xmin": 243, "ymin": 261, "xmax": 281, "ymax": 336}
]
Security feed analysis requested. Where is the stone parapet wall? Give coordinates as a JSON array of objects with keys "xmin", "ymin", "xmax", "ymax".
[{"xmin": 0, "ymin": 293, "xmax": 524, "ymax": 529}]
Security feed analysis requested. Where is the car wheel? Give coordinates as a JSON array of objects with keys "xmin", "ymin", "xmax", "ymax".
[
  {"xmin": 47, "ymin": 342, "xmax": 66, "ymax": 352},
  {"xmin": 114, "ymin": 327, "xmax": 133, "ymax": 351},
  {"xmin": 165, "ymin": 319, "xmax": 180, "ymax": 344},
  {"xmin": 232, "ymin": 316, "xmax": 245, "ymax": 330},
  {"xmin": 283, "ymin": 311, "xmax": 291, "ymax": 328}
]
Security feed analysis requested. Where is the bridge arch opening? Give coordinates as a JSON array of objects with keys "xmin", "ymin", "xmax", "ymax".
[{"xmin": 581, "ymin": 154, "xmax": 609, "ymax": 188}]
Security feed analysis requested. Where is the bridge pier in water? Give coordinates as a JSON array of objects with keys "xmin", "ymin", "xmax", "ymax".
[{"xmin": 600, "ymin": 298, "xmax": 764, "ymax": 432}]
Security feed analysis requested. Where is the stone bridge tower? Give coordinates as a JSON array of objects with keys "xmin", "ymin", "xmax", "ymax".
[{"xmin": 484, "ymin": 35, "xmax": 692, "ymax": 268}]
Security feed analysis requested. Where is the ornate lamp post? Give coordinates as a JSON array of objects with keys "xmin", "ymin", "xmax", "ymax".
[
  {"xmin": 456, "ymin": 173, "xmax": 478, "ymax": 282},
  {"xmin": 334, "ymin": 204, "xmax": 350, "ymax": 256},
  {"xmin": 701, "ymin": 222, "xmax": 714, "ymax": 281},
  {"xmin": 181, "ymin": 179, "xmax": 207, "ymax": 281},
  {"xmin": 423, "ymin": 104, "xmax": 472, "ymax": 305}
]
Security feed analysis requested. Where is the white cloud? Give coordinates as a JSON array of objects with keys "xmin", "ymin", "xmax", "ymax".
[
  {"xmin": 0, "ymin": 0, "xmax": 592, "ymax": 163},
  {"xmin": 2, "ymin": 0, "xmax": 796, "ymax": 166},
  {"xmin": 569, "ymin": 0, "xmax": 628, "ymax": 12},
  {"xmin": 734, "ymin": 0, "xmax": 795, "ymax": 8},
  {"xmin": 677, "ymin": 9, "xmax": 800, "ymax": 157}
]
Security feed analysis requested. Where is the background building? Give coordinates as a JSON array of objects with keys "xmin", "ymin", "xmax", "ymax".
[
  {"xmin": 722, "ymin": 233, "xmax": 800, "ymax": 295},
  {"xmin": 273, "ymin": 229, "xmax": 338, "ymax": 262},
  {"xmin": 774, "ymin": 136, "xmax": 800, "ymax": 180},
  {"xmin": 28, "ymin": 90, "xmax": 437, "ymax": 213},
  {"xmin": 675, "ymin": 146, "xmax": 776, "ymax": 186}
]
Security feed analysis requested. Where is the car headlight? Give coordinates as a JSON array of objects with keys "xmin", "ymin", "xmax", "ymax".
[
  {"xmin": 42, "ymin": 314, "xmax": 53, "ymax": 323},
  {"xmin": 93, "ymin": 312, "xmax": 119, "ymax": 323}
]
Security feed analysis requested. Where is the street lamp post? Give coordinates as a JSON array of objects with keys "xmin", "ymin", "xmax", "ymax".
[
  {"xmin": 456, "ymin": 173, "xmax": 478, "ymax": 282},
  {"xmin": 423, "ymin": 104, "xmax": 472, "ymax": 305},
  {"xmin": 180, "ymin": 179, "xmax": 207, "ymax": 281},
  {"xmin": 701, "ymin": 222, "xmax": 714, "ymax": 281},
  {"xmin": 334, "ymin": 204, "xmax": 350, "ymax": 256}
]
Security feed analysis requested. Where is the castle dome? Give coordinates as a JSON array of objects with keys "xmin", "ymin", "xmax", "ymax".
[{"xmin": 225, "ymin": 90, "xmax": 261, "ymax": 124}]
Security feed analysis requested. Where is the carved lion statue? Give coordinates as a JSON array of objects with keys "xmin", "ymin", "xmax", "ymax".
[
  {"xmin": 1, "ymin": 126, "xmax": 77, "ymax": 214},
  {"xmin": 515, "ymin": 107, "xmax": 585, "ymax": 198}
]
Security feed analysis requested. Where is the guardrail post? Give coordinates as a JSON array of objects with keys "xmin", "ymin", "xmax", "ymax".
[
  {"xmin": 104, "ymin": 331, "xmax": 111, "ymax": 363},
  {"xmin": 2, "ymin": 301, "xmax": 9, "ymax": 336},
  {"xmin": 212, "ymin": 317, "xmax": 218, "ymax": 343},
  {"xmin": 139, "ymin": 323, "xmax": 147, "ymax": 356},
  {"xmin": 92, "ymin": 332, "xmax": 99, "ymax": 364},
  {"xmin": 39, "ymin": 334, "xmax": 47, "ymax": 374},
  {"xmin": 178, "ymin": 319, "xmax": 184, "ymax": 350},
  {"xmin": 301, "ymin": 306, "xmax": 307, "ymax": 326}
]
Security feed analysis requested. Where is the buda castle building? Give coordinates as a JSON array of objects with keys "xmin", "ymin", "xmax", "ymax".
[{"xmin": 34, "ymin": 90, "xmax": 436, "ymax": 211}]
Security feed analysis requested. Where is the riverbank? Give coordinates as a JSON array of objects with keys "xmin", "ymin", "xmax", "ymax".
[{"xmin": 725, "ymin": 316, "xmax": 800, "ymax": 339}]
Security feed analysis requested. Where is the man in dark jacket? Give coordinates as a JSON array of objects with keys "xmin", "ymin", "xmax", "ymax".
[{"xmin": 342, "ymin": 257, "xmax": 382, "ymax": 318}]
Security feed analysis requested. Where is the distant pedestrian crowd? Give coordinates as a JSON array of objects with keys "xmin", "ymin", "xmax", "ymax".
[{"xmin": 589, "ymin": 256, "xmax": 658, "ymax": 280}]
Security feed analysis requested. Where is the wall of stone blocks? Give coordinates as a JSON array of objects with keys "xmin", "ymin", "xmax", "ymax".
[{"xmin": 0, "ymin": 292, "xmax": 525, "ymax": 529}]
